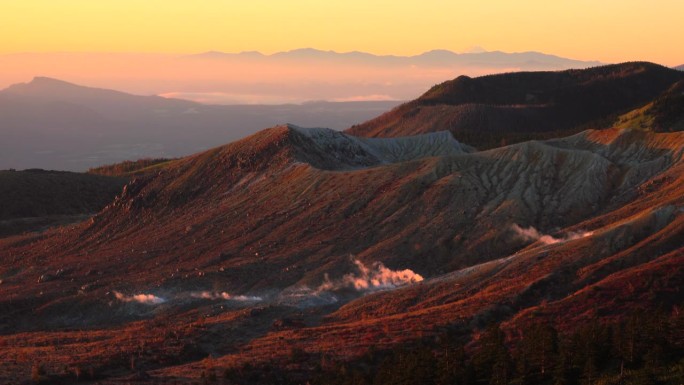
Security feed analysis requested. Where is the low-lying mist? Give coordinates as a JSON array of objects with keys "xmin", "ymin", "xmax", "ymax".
[
  {"xmin": 189, "ymin": 291, "xmax": 262, "ymax": 302},
  {"xmin": 110, "ymin": 259, "xmax": 423, "ymax": 309},
  {"xmin": 511, "ymin": 224, "xmax": 594, "ymax": 245},
  {"xmin": 113, "ymin": 291, "xmax": 166, "ymax": 305},
  {"xmin": 318, "ymin": 259, "xmax": 424, "ymax": 291}
]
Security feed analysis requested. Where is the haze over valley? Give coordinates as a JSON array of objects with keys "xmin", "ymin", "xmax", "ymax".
[
  {"xmin": 0, "ymin": 77, "xmax": 399, "ymax": 171},
  {"xmin": 0, "ymin": 48, "xmax": 606, "ymax": 171},
  {"xmin": 0, "ymin": 49, "xmax": 601, "ymax": 105}
]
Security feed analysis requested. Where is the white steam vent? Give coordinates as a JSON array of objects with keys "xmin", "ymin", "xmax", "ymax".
[
  {"xmin": 113, "ymin": 291, "xmax": 166, "ymax": 305},
  {"xmin": 319, "ymin": 259, "xmax": 424, "ymax": 292},
  {"xmin": 512, "ymin": 224, "xmax": 593, "ymax": 245}
]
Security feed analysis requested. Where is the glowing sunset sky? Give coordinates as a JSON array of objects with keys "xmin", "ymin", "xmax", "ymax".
[{"xmin": 1, "ymin": 0, "xmax": 681, "ymax": 66}]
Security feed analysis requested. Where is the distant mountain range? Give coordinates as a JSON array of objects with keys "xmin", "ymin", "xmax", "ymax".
[
  {"xmin": 0, "ymin": 77, "xmax": 400, "ymax": 170},
  {"xmin": 189, "ymin": 48, "xmax": 602, "ymax": 70},
  {"xmin": 676, "ymin": 64, "xmax": 684, "ymax": 71},
  {"xmin": 348, "ymin": 62, "xmax": 684, "ymax": 148},
  {"xmin": 0, "ymin": 49, "xmax": 602, "ymax": 104}
]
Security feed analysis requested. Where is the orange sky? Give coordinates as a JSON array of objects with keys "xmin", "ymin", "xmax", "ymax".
[{"xmin": 0, "ymin": 0, "xmax": 681, "ymax": 66}]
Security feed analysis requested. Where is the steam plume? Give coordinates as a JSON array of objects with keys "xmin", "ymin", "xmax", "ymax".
[
  {"xmin": 190, "ymin": 291, "xmax": 262, "ymax": 302},
  {"xmin": 113, "ymin": 291, "xmax": 166, "ymax": 305},
  {"xmin": 511, "ymin": 224, "xmax": 593, "ymax": 245},
  {"xmin": 318, "ymin": 259, "xmax": 423, "ymax": 292}
]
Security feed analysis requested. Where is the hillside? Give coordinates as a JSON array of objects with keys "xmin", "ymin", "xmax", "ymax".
[
  {"xmin": 88, "ymin": 158, "xmax": 177, "ymax": 177},
  {"xmin": 614, "ymin": 80, "xmax": 684, "ymax": 132},
  {"xmin": 0, "ymin": 124, "xmax": 682, "ymax": 383},
  {"xmin": 0, "ymin": 169, "xmax": 127, "ymax": 237},
  {"xmin": 347, "ymin": 62, "xmax": 684, "ymax": 148}
]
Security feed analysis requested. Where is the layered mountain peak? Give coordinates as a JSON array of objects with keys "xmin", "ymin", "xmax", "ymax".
[
  {"xmin": 87, "ymin": 124, "xmax": 475, "ymax": 225},
  {"xmin": 419, "ymin": 61, "xmax": 675, "ymax": 105},
  {"xmin": 1, "ymin": 76, "xmax": 196, "ymax": 110},
  {"xmin": 4, "ymin": 76, "xmax": 123, "ymax": 98},
  {"xmin": 18, "ymin": 76, "xmax": 76, "ymax": 89}
]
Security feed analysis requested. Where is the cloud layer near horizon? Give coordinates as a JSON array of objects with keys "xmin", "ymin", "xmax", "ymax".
[{"xmin": 0, "ymin": 50, "xmax": 597, "ymax": 104}]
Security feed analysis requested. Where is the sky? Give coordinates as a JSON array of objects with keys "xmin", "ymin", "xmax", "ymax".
[{"xmin": 0, "ymin": 0, "xmax": 682, "ymax": 66}]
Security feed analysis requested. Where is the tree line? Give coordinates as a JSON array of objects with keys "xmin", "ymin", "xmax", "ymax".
[{"xmin": 218, "ymin": 309, "xmax": 683, "ymax": 385}]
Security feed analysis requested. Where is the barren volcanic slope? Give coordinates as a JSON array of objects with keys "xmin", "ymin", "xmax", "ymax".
[
  {"xmin": 347, "ymin": 62, "xmax": 684, "ymax": 149},
  {"xmin": 1, "ymin": 123, "xmax": 683, "ymax": 383}
]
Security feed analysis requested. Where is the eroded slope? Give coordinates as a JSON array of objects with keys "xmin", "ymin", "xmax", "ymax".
[{"xmin": 1, "ymin": 125, "xmax": 683, "ymax": 383}]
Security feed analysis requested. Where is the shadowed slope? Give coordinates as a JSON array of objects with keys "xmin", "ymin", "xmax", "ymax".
[
  {"xmin": 614, "ymin": 80, "xmax": 684, "ymax": 132},
  {"xmin": 0, "ymin": 169, "xmax": 127, "ymax": 237},
  {"xmin": 347, "ymin": 62, "xmax": 684, "ymax": 148}
]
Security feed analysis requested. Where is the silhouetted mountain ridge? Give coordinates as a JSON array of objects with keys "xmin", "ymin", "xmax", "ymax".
[
  {"xmin": 614, "ymin": 79, "xmax": 684, "ymax": 132},
  {"xmin": 190, "ymin": 48, "xmax": 601, "ymax": 69},
  {"xmin": 3, "ymin": 76, "xmax": 197, "ymax": 117},
  {"xmin": 347, "ymin": 62, "xmax": 684, "ymax": 148}
]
